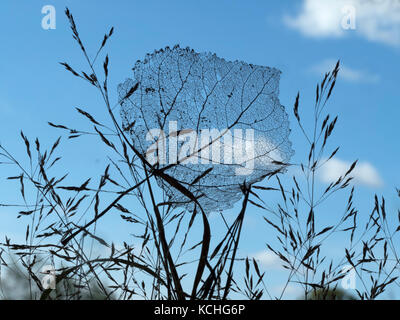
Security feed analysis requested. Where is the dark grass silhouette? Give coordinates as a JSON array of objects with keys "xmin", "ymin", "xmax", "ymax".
[{"xmin": 0, "ymin": 8, "xmax": 399, "ymax": 300}]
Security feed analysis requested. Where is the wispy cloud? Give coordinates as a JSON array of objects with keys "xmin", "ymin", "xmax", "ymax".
[
  {"xmin": 252, "ymin": 250, "xmax": 284, "ymax": 270},
  {"xmin": 271, "ymin": 284, "xmax": 303, "ymax": 299},
  {"xmin": 284, "ymin": 0, "xmax": 400, "ymax": 46},
  {"xmin": 310, "ymin": 59, "xmax": 380, "ymax": 84},
  {"xmin": 319, "ymin": 158, "xmax": 384, "ymax": 188}
]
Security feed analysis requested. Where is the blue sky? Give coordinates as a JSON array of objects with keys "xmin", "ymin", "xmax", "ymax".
[{"xmin": 0, "ymin": 0, "xmax": 399, "ymax": 299}]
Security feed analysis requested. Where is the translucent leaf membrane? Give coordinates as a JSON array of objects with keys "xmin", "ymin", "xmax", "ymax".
[{"xmin": 118, "ymin": 45, "xmax": 293, "ymax": 213}]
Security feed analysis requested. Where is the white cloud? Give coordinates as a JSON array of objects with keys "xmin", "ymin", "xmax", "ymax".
[
  {"xmin": 272, "ymin": 284, "xmax": 303, "ymax": 299},
  {"xmin": 284, "ymin": 0, "xmax": 400, "ymax": 46},
  {"xmin": 319, "ymin": 158, "xmax": 383, "ymax": 188},
  {"xmin": 311, "ymin": 59, "xmax": 380, "ymax": 83},
  {"xmin": 252, "ymin": 250, "xmax": 284, "ymax": 270},
  {"xmin": 250, "ymin": 251, "xmax": 304, "ymax": 298}
]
